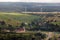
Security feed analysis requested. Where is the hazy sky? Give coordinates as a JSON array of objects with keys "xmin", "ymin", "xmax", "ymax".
[{"xmin": 0, "ymin": 0, "xmax": 60, "ymax": 3}]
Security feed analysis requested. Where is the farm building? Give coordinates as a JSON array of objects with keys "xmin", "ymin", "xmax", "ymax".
[{"xmin": 15, "ymin": 27, "xmax": 26, "ymax": 33}]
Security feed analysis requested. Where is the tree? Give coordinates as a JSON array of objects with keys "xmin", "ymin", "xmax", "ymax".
[{"xmin": 35, "ymin": 33, "xmax": 47, "ymax": 39}]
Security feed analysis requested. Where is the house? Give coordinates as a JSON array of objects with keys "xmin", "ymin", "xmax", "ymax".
[{"xmin": 15, "ymin": 27, "xmax": 25, "ymax": 33}]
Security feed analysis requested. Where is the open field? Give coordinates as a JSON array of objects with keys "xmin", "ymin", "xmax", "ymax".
[
  {"xmin": 0, "ymin": 12, "xmax": 42, "ymax": 26},
  {"xmin": 22, "ymin": 12, "xmax": 60, "ymax": 15}
]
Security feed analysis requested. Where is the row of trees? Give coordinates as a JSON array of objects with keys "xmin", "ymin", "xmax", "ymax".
[
  {"xmin": 0, "ymin": 18, "xmax": 43, "ymax": 31},
  {"xmin": 43, "ymin": 20, "xmax": 60, "ymax": 31},
  {"xmin": 0, "ymin": 32, "xmax": 47, "ymax": 40},
  {"xmin": 0, "ymin": 18, "xmax": 60, "ymax": 32}
]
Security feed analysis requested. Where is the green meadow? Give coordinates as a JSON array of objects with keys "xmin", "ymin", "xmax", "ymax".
[{"xmin": 0, "ymin": 12, "xmax": 42, "ymax": 26}]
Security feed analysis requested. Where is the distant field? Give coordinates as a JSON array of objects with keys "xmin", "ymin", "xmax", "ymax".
[
  {"xmin": 0, "ymin": 13, "xmax": 30, "ymax": 16},
  {"xmin": 0, "ymin": 12, "xmax": 41, "ymax": 26},
  {"xmin": 51, "ymin": 22, "xmax": 60, "ymax": 25}
]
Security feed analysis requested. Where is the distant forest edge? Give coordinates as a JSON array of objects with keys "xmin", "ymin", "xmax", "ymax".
[{"xmin": 0, "ymin": 2, "xmax": 60, "ymax": 12}]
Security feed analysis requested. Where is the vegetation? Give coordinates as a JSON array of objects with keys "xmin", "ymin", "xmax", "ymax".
[
  {"xmin": 0, "ymin": 12, "xmax": 60, "ymax": 40},
  {"xmin": 0, "ymin": 32, "xmax": 47, "ymax": 40},
  {"xmin": 0, "ymin": 12, "xmax": 60, "ymax": 31}
]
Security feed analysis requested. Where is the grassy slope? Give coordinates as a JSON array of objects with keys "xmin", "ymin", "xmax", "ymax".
[
  {"xmin": 0, "ymin": 12, "xmax": 41, "ymax": 26},
  {"xmin": 51, "ymin": 22, "xmax": 60, "ymax": 25}
]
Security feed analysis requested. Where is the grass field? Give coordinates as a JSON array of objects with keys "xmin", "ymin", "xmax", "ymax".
[
  {"xmin": 0, "ymin": 12, "xmax": 42, "ymax": 26},
  {"xmin": 51, "ymin": 22, "xmax": 60, "ymax": 25}
]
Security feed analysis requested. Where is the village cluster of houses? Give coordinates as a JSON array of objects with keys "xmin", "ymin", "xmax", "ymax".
[
  {"xmin": 2, "ymin": 27, "xmax": 26, "ymax": 33},
  {"xmin": 0, "ymin": 20, "xmax": 26, "ymax": 33},
  {"xmin": 0, "ymin": 18, "xmax": 59, "ymax": 33}
]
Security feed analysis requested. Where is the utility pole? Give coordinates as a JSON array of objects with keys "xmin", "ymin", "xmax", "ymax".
[
  {"xmin": 24, "ymin": 6, "xmax": 27, "ymax": 14},
  {"xmin": 40, "ymin": 8, "xmax": 43, "ymax": 15},
  {"xmin": 41, "ymin": 8, "xmax": 43, "ymax": 13}
]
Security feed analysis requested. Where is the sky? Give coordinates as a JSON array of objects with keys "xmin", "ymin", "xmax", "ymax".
[{"xmin": 0, "ymin": 0, "xmax": 60, "ymax": 3}]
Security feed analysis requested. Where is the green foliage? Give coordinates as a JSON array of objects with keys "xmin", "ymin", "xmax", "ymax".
[
  {"xmin": 0, "ymin": 32, "xmax": 47, "ymax": 40},
  {"xmin": 51, "ymin": 22, "xmax": 60, "ymax": 25}
]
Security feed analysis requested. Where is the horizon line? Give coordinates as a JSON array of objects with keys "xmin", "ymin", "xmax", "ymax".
[{"xmin": 0, "ymin": 2, "xmax": 60, "ymax": 3}]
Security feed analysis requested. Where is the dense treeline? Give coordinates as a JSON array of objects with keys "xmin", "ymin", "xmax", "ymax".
[
  {"xmin": 0, "ymin": 19, "xmax": 60, "ymax": 32},
  {"xmin": 0, "ymin": 32, "xmax": 47, "ymax": 40}
]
